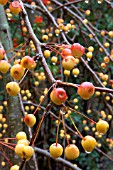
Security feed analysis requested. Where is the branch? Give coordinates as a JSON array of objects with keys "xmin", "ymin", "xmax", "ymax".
[
  {"xmin": 34, "ymin": 147, "xmax": 82, "ymax": 170},
  {"xmin": 19, "ymin": 0, "xmax": 55, "ymax": 84},
  {"xmin": 23, "ymin": 102, "xmax": 113, "ymax": 164},
  {"xmin": 52, "ymin": 0, "xmax": 112, "ymax": 61},
  {"xmin": 52, "ymin": 0, "xmax": 84, "ymax": 13},
  {"xmin": 18, "ymin": 93, "xmax": 39, "ymax": 170}
]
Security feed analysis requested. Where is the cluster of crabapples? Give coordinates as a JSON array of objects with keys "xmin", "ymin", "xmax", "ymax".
[
  {"xmin": 43, "ymin": 43, "xmax": 85, "ymax": 76},
  {"xmin": 10, "ymin": 131, "xmax": 34, "ymax": 170},
  {"xmin": 0, "ymin": 48, "xmax": 36, "ymax": 96},
  {"xmin": 49, "ymin": 83, "xmax": 109, "ymax": 158},
  {"xmin": 49, "ymin": 121, "xmax": 109, "ymax": 159},
  {"xmin": 61, "ymin": 43, "xmax": 84, "ymax": 71}
]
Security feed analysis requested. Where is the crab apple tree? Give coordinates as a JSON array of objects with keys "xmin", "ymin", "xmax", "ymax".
[{"xmin": 0, "ymin": 0, "xmax": 113, "ymax": 170}]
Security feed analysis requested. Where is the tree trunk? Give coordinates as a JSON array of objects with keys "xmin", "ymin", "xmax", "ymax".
[{"xmin": 0, "ymin": 5, "xmax": 23, "ymax": 169}]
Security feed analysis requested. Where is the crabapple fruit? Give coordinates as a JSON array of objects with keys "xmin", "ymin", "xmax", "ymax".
[
  {"xmin": 50, "ymin": 88, "xmax": 68, "ymax": 105},
  {"xmin": 16, "ymin": 131, "xmax": 27, "ymax": 140},
  {"xmin": 24, "ymin": 114, "xmax": 36, "ymax": 127},
  {"xmin": 10, "ymin": 64, "xmax": 25, "ymax": 80},
  {"xmin": 21, "ymin": 56, "xmax": 35, "ymax": 69},
  {"xmin": 0, "ymin": 0, "xmax": 8, "ymax": 5},
  {"xmin": 17, "ymin": 139, "xmax": 30, "ymax": 146},
  {"xmin": 96, "ymin": 120, "xmax": 109, "ymax": 135},
  {"xmin": 42, "ymin": 35, "xmax": 48, "ymax": 41},
  {"xmin": 10, "ymin": 165, "xmax": 19, "ymax": 170},
  {"xmin": 62, "ymin": 56, "xmax": 76, "ymax": 70},
  {"xmin": 22, "ymin": 146, "xmax": 34, "ymax": 159},
  {"xmin": 61, "ymin": 48, "xmax": 72, "ymax": 58},
  {"xmin": 10, "ymin": 1, "xmax": 22, "ymax": 15},
  {"xmin": 15, "ymin": 144, "xmax": 25, "ymax": 157},
  {"xmin": 6, "ymin": 82, "xmax": 20, "ymax": 96},
  {"xmin": 44, "ymin": 50, "xmax": 51, "ymax": 58},
  {"xmin": 0, "ymin": 48, "xmax": 5, "ymax": 60},
  {"xmin": 81, "ymin": 135, "xmax": 97, "ymax": 153},
  {"xmin": 71, "ymin": 43, "xmax": 85, "ymax": 58},
  {"xmin": 0, "ymin": 60, "xmax": 10, "ymax": 73},
  {"xmin": 65, "ymin": 144, "xmax": 80, "ymax": 160},
  {"xmin": 49, "ymin": 143, "xmax": 63, "ymax": 158},
  {"xmin": 77, "ymin": 82, "xmax": 95, "ymax": 100}
]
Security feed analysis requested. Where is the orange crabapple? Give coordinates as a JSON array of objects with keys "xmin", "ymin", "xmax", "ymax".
[
  {"xmin": 100, "ymin": 63, "xmax": 106, "ymax": 69},
  {"xmin": 58, "ymin": 23, "xmax": 64, "ymax": 30},
  {"xmin": 0, "ymin": 0, "xmax": 8, "ymax": 6},
  {"xmin": 6, "ymin": 82, "xmax": 20, "ymax": 96},
  {"xmin": 63, "ymin": 25, "xmax": 69, "ymax": 33},
  {"xmin": 9, "ymin": 1, "xmax": 22, "ymax": 15},
  {"xmin": 104, "ymin": 56, "xmax": 110, "ymax": 63},
  {"xmin": 50, "ymin": 87, "xmax": 68, "ymax": 105},
  {"xmin": 66, "ymin": 23, "xmax": 72, "ymax": 30},
  {"xmin": 24, "ymin": 114, "xmax": 36, "ymax": 127},
  {"xmin": 1, "ymin": 161, "xmax": 5, "ymax": 167},
  {"xmin": 89, "ymin": 34, "xmax": 93, "ymax": 38},
  {"xmin": 65, "ymin": 144, "xmax": 80, "ymax": 160},
  {"xmin": 85, "ymin": 10, "xmax": 91, "ymax": 16},
  {"xmin": 21, "ymin": 56, "xmax": 35, "ymax": 69},
  {"xmin": 22, "ymin": 26, "xmax": 27, "ymax": 33},
  {"xmin": 70, "ymin": 19, "xmax": 74, "ymax": 24},
  {"xmin": 48, "ymin": 6, "xmax": 53, "ymax": 12},
  {"xmin": 14, "ymin": 59, "xmax": 21, "ymax": 65},
  {"xmin": 100, "ymin": 30, "xmax": 106, "ymax": 36},
  {"xmin": 108, "ymin": 115, "xmax": 112, "ymax": 120},
  {"xmin": 49, "ymin": 143, "xmax": 63, "ymax": 158},
  {"xmin": 10, "ymin": 64, "xmax": 25, "ymax": 80},
  {"xmin": 57, "ymin": 18, "xmax": 64, "ymax": 24}
]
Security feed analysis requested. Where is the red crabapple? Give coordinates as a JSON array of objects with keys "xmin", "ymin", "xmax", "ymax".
[
  {"xmin": 50, "ymin": 88, "xmax": 68, "ymax": 105},
  {"xmin": 71, "ymin": 43, "xmax": 85, "ymax": 58},
  {"xmin": 77, "ymin": 82, "xmax": 95, "ymax": 100}
]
